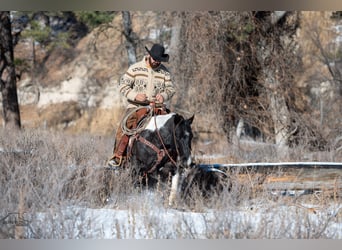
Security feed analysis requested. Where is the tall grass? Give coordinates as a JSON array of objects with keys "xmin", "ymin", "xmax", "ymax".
[{"xmin": 0, "ymin": 128, "xmax": 340, "ymax": 239}]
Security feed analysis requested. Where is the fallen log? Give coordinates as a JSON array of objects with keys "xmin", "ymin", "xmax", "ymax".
[{"xmin": 197, "ymin": 162, "xmax": 342, "ymax": 194}]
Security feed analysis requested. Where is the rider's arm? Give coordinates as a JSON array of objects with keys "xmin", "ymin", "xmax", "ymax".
[
  {"xmin": 158, "ymin": 69, "xmax": 175, "ymax": 103},
  {"xmin": 119, "ymin": 67, "xmax": 139, "ymax": 102}
]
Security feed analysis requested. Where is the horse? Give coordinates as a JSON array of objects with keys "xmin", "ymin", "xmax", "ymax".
[
  {"xmin": 180, "ymin": 164, "xmax": 230, "ymax": 203},
  {"xmin": 104, "ymin": 104, "xmax": 228, "ymax": 207},
  {"xmin": 125, "ymin": 110, "xmax": 194, "ymax": 206}
]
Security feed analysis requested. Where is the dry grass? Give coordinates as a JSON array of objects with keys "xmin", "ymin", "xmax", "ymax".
[{"xmin": 0, "ymin": 128, "xmax": 341, "ymax": 239}]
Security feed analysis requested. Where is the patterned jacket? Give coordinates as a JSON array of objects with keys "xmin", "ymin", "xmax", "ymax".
[{"xmin": 119, "ymin": 56, "xmax": 175, "ymax": 107}]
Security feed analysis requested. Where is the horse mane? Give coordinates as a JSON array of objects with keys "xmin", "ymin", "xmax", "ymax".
[{"xmin": 173, "ymin": 113, "xmax": 184, "ymax": 125}]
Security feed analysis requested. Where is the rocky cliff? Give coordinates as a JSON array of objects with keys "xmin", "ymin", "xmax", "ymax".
[
  {"xmin": 1, "ymin": 12, "xmax": 341, "ymax": 151},
  {"xmin": 10, "ymin": 13, "xmax": 134, "ymax": 135}
]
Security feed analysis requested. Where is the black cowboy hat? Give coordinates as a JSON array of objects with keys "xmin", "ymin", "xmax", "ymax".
[{"xmin": 145, "ymin": 44, "xmax": 169, "ymax": 62}]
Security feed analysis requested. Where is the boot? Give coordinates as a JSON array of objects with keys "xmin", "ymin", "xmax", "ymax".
[
  {"xmin": 107, "ymin": 156, "xmax": 123, "ymax": 168},
  {"xmin": 107, "ymin": 134, "xmax": 129, "ymax": 168}
]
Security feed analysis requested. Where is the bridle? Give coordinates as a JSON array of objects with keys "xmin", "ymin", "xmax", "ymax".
[
  {"xmin": 127, "ymin": 102, "xmax": 185, "ymax": 174},
  {"xmin": 153, "ymin": 111, "xmax": 180, "ymax": 167}
]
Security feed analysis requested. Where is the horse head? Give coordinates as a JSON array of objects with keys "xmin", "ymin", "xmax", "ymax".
[
  {"xmin": 172, "ymin": 113, "xmax": 194, "ymax": 168},
  {"xmin": 127, "ymin": 112, "xmax": 194, "ymax": 206},
  {"xmin": 129, "ymin": 112, "xmax": 194, "ymax": 180}
]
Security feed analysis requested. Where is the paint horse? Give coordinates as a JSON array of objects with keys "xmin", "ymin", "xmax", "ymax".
[{"xmin": 127, "ymin": 110, "xmax": 194, "ymax": 206}]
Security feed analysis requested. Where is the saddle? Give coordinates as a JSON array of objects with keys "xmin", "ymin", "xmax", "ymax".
[{"xmin": 134, "ymin": 103, "xmax": 169, "ymax": 127}]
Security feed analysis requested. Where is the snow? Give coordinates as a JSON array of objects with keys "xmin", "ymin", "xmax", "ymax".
[
  {"xmin": 22, "ymin": 191, "xmax": 342, "ymax": 239},
  {"xmin": 1, "ymin": 155, "xmax": 340, "ymax": 239}
]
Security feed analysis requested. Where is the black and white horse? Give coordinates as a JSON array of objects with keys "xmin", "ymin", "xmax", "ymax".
[{"xmin": 127, "ymin": 112, "xmax": 194, "ymax": 206}]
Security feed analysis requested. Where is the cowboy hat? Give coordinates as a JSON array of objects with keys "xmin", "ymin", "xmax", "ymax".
[{"xmin": 145, "ymin": 44, "xmax": 169, "ymax": 62}]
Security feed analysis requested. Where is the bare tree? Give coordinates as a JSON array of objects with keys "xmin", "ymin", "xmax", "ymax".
[
  {"xmin": 0, "ymin": 11, "xmax": 21, "ymax": 130},
  {"xmin": 121, "ymin": 11, "xmax": 138, "ymax": 65},
  {"xmin": 254, "ymin": 11, "xmax": 300, "ymax": 153},
  {"xmin": 299, "ymin": 11, "xmax": 342, "ymax": 151},
  {"xmin": 171, "ymin": 11, "xmax": 327, "ymax": 153}
]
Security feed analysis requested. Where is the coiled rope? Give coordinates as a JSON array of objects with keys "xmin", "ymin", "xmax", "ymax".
[{"xmin": 121, "ymin": 105, "xmax": 154, "ymax": 136}]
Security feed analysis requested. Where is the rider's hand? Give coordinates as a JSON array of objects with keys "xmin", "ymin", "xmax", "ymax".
[
  {"xmin": 155, "ymin": 94, "xmax": 164, "ymax": 103},
  {"xmin": 135, "ymin": 93, "xmax": 147, "ymax": 102}
]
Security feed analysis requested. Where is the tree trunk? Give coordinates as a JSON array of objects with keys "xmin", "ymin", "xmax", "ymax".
[
  {"xmin": 256, "ymin": 11, "xmax": 295, "ymax": 156},
  {"xmin": 267, "ymin": 78, "xmax": 290, "ymax": 147},
  {"xmin": 121, "ymin": 11, "xmax": 137, "ymax": 66},
  {"xmin": 169, "ymin": 13, "xmax": 188, "ymax": 110},
  {"xmin": 0, "ymin": 11, "xmax": 21, "ymax": 130}
]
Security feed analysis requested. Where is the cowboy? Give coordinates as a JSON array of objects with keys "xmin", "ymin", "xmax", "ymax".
[{"xmin": 108, "ymin": 43, "xmax": 175, "ymax": 168}]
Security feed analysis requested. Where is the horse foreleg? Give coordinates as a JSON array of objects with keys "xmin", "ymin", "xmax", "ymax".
[{"xmin": 168, "ymin": 171, "xmax": 180, "ymax": 207}]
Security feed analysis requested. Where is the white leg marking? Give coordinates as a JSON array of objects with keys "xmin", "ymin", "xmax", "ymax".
[
  {"xmin": 168, "ymin": 172, "xmax": 180, "ymax": 206},
  {"xmin": 187, "ymin": 156, "xmax": 192, "ymax": 166}
]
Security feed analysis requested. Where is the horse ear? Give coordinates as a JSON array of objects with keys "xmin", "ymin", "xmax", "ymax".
[{"xmin": 187, "ymin": 114, "xmax": 195, "ymax": 124}]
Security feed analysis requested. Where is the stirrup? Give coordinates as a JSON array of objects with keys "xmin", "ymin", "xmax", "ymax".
[{"xmin": 107, "ymin": 156, "xmax": 123, "ymax": 168}]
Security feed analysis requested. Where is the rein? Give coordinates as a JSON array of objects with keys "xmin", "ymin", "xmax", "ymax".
[
  {"xmin": 135, "ymin": 116, "xmax": 180, "ymax": 174},
  {"xmin": 153, "ymin": 114, "xmax": 179, "ymax": 167},
  {"xmin": 133, "ymin": 134, "xmax": 166, "ymax": 173},
  {"xmin": 127, "ymin": 102, "xmax": 182, "ymax": 174}
]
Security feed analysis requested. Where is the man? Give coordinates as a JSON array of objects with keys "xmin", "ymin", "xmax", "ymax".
[{"xmin": 108, "ymin": 43, "xmax": 175, "ymax": 167}]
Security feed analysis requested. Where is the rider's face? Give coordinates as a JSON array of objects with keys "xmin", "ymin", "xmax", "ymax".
[{"xmin": 148, "ymin": 56, "xmax": 161, "ymax": 69}]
